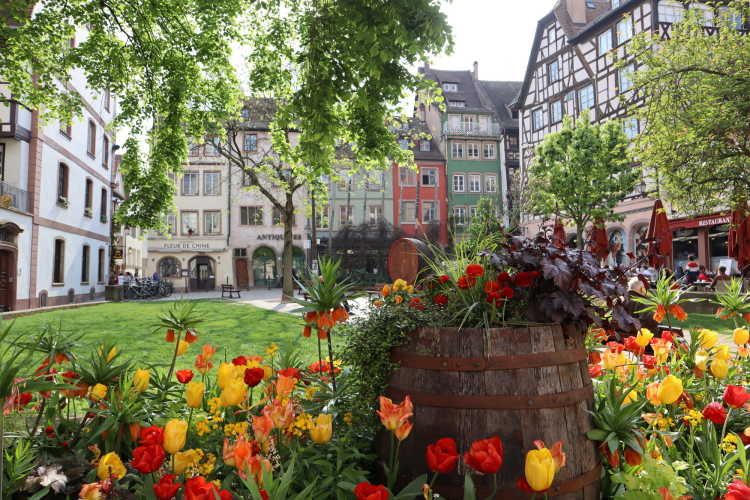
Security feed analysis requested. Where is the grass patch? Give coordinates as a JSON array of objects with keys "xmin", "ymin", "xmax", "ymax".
[
  {"xmin": 673, "ymin": 313, "xmax": 735, "ymax": 336},
  {"xmin": 6, "ymin": 300, "xmax": 311, "ymax": 370}
]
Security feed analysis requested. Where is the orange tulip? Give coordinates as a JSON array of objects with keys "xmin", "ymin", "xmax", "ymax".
[
  {"xmin": 317, "ymin": 328, "xmax": 329, "ymax": 340},
  {"xmin": 128, "ymin": 423, "xmax": 141, "ymax": 442},
  {"xmin": 252, "ymin": 414, "xmax": 274, "ymax": 441},
  {"xmin": 246, "ymin": 455, "xmax": 272, "ymax": 485},
  {"xmin": 201, "ymin": 344, "xmax": 217, "ymax": 360},
  {"xmin": 184, "ymin": 329, "xmax": 198, "ymax": 343},
  {"xmin": 262, "ymin": 398, "xmax": 295, "ymax": 429},
  {"xmin": 377, "ymin": 395, "xmax": 413, "ymax": 432},
  {"xmin": 194, "ymin": 354, "xmax": 213, "ymax": 374},
  {"xmin": 275, "ymin": 375, "xmax": 297, "ymax": 398},
  {"xmin": 394, "ymin": 420, "xmax": 413, "ymax": 441}
]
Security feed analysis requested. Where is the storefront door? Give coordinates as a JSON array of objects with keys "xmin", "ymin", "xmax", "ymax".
[
  {"xmin": 235, "ymin": 258, "xmax": 250, "ymax": 289},
  {"xmin": 0, "ymin": 249, "xmax": 15, "ymax": 311},
  {"xmin": 253, "ymin": 247, "xmax": 277, "ymax": 288},
  {"xmin": 189, "ymin": 256, "xmax": 215, "ymax": 291}
]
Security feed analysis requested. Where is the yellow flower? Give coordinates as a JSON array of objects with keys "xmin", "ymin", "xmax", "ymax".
[
  {"xmin": 394, "ymin": 295, "xmax": 404, "ymax": 305},
  {"xmin": 185, "ymin": 381, "xmax": 205, "ymax": 409},
  {"xmin": 657, "ymin": 375, "xmax": 683, "ymax": 405},
  {"xmin": 176, "ymin": 339, "xmax": 190, "ymax": 356},
  {"xmin": 695, "ymin": 349, "xmax": 709, "ymax": 371},
  {"xmin": 164, "ymin": 419, "xmax": 188, "ymax": 454},
  {"xmin": 392, "ymin": 279, "xmax": 408, "ymax": 292},
  {"xmin": 602, "ymin": 351, "xmax": 625, "ymax": 370},
  {"xmin": 99, "ymin": 345, "xmax": 118, "ymax": 362},
  {"xmin": 262, "ymin": 365, "xmax": 273, "ymax": 380},
  {"xmin": 699, "ymin": 329, "xmax": 719, "ymax": 349},
  {"xmin": 133, "ymin": 369, "xmax": 150, "ymax": 393},
  {"xmin": 636, "ymin": 328, "xmax": 653, "ymax": 348},
  {"xmin": 711, "ymin": 358, "xmax": 730, "ymax": 379},
  {"xmin": 217, "ymin": 363, "xmax": 237, "ymax": 390},
  {"xmin": 304, "ymin": 387, "xmax": 319, "ymax": 400},
  {"xmin": 716, "ymin": 345, "xmax": 732, "ymax": 361},
  {"xmin": 373, "ymin": 300, "xmax": 385, "ymax": 307},
  {"xmin": 266, "ymin": 343, "xmax": 279, "ymax": 357},
  {"xmin": 343, "ymin": 413, "xmax": 353, "ymax": 425},
  {"xmin": 220, "ymin": 378, "xmax": 247, "ymax": 407},
  {"xmin": 524, "ymin": 447, "xmax": 556, "ymax": 492},
  {"xmin": 735, "ymin": 328, "xmax": 750, "ymax": 346},
  {"xmin": 622, "ymin": 390, "xmax": 638, "ymax": 405},
  {"xmin": 195, "ymin": 419, "xmax": 211, "ymax": 436},
  {"xmin": 97, "ymin": 452, "xmax": 126, "ymax": 480},
  {"xmin": 310, "ymin": 414, "xmax": 333, "ymax": 444},
  {"xmin": 90, "ymin": 383, "xmax": 107, "ymax": 401},
  {"xmin": 173, "ymin": 449, "xmax": 201, "ymax": 474},
  {"xmin": 406, "ymin": 285, "xmax": 415, "ymax": 294}
]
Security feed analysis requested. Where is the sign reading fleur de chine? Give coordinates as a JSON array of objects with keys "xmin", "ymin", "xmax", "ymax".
[{"xmin": 153, "ymin": 240, "xmax": 225, "ymax": 252}]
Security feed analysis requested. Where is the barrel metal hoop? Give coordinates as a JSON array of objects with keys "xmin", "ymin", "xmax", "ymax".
[
  {"xmin": 391, "ymin": 347, "xmax": 587, "ymax": 371},
  {"xmin": 388, "ymin": 384, "xmax": 594, "ymax": 410}
]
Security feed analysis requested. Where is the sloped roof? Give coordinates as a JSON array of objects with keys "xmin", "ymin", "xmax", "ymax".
[
  {"xmin": 420, "ymin": 67, "xmax": 496, "ymax": 114},
  {"xmin": 554, "ymin": 0, "xmax": 614, "ymax": 39},
  {"xmin": 479, "ymin": 81, "xmax": 523, "ymax": 129}
]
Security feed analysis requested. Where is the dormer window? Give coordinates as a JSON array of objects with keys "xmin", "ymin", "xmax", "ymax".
[
  {"xmin": 419, "ymin": 140, "xmax": 431, "ymax": 152},
  {"xmin": 442, "ymin": 82, "xmax": 458, "ymax": 92},
  {"xmin": 448, "ymin": 100, "xmax": 466, "ymax": 108}
]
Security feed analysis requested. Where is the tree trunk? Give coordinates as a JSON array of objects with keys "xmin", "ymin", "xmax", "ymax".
[
  {"xmin": 576, "ymin": 224, "xmax": 584, "ymax": 249},
  {"xmin": 282, "ymin": 194, "xmax": 295, "ymax": 300}
]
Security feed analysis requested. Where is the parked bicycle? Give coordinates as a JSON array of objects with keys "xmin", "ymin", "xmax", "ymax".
[{"xmin": 124, "ymin": 278, "xmax": 173, "ymax": 299}]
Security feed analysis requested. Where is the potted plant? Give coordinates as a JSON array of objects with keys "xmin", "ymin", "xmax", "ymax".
[{"xmin": 57, "ymin": 196, "xmax": 69, "ymax": 208}]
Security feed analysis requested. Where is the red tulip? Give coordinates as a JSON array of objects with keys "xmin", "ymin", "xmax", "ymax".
[
  {"xmin": 139, "ymin": 425, "xmax": 164, "ymax": 446},
  {"xmin": 244, "ymin": 367, "xmax": 265, "ymax": 387},
  {"xmin": 153, "ymin": 474, "xmax": 181, "ymax": 500},
  {"xmin": 232, "ymin": 356, "xmax": 248, "ymax": 366},
  {"xmin": 512, "ymin": 271, "xmax": 537, "ymax": 287},
  {"xmin": 131, "ymin": 444, "xmax": 165, "ymax": 474},
  {"xmin": 354, "ymin": 482, "xmax": 389, "ymax": 500},
  {"xmin": 726, "ymin": 479, "xmax": 750, "ymax": 500},
  {"xmin": 432, "ymin": 294, "xmax": 448, "ymax": 306},
  {"xmin": 702, "ymin": 402, "xmax": 728, "ymax": 424},
  {"xmin": 724, "ymin": 385, "xmax": 750, "ymax": 408},
  {"xmin": 176, "ymin": 370, "xmax": 194, "ymax": 384},
  {"xmin": 426, "ymin": 437, "xmax": 459, "ymax": 474},
  {"xmin": 438, "ymin": 275, "xmax": 450, "ymax": 284},
  {"xmin": 408, "ymin": 297, "xmax": 425, "ymax": 310},
  {"xmin": 184, "ymin": 476, "xmax": 231, "ymax": 500},
  {"xmin": 624, "ymin": 447, "xmax": 642, "ymax": 466},
  {"xmin": 588, "ymin": 364, "xmax": 603, "ymax": 378},
  {"xmin": 277, "ymin": 367, "xmax": 302, "ymax": 379},
  {"xmin": 464, "ymin": 436, "xmax": 504, "ymax": 474},
  {"xmin": 599, "ymin": 442, "xmax": 620, "ymax": 468},
  {"xmin": 465, "ymin": 264, "xmax": 484, "ymax": 278}
]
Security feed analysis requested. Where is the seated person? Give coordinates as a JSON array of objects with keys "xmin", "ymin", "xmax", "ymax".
[
  {"xmin": 712, "ymin": 266, "xmax": 731, "ymax": 292},
  {"xmin": 684, "ymin": 255, "xmax": 700, "ymax": 284},
  {"xmin": 697, "ymin": 265, "xmax": 709, "ymax": 282}
]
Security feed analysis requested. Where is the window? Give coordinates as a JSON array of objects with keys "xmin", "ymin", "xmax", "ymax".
[
  {"xmin": 399, "ymin": 167, "xmax": 417, "ymax": 186},
  {"xmin": 97, "ymin": 248, "xmax": 105, "ymax": 283},
  {"xmin": 181, "ymin": 211, "xmax": 199, "ymax": 235},
  {"xmin": 485, "ymin": 175, "xmax": 497, "ymax": 193},
  {"xmin": 272, "ymin": 207, "xmax": 295, "ymax": 226},
  {"xmin": 315, "ymin": 207, "xmax": 329, "ymax": 229},
  {"xmin": 448, "ymin": 100, "xmax": 466, "ymax": 108},
  {"xmin": 240, "ymin": 206, "xmax": 263, "ymax": 225},
  {"xmin": 616, "ymin": 17, "xmax": 633, "ymax": 44},
  {"xmin": 461, "ymin": 115, "xmax": 476, "ymax": 131},
  {"xmin": 550, "ymin": 100, "xmax": 563, "ymax": 123},
  {"xmin": 719, "ymin": 7, "xmax": 744, "ymax": 30},
  {"xmin": 53, "ymin": 239, "xmax": 65, "ymax": 284},
  {"xmin": 468, "ymin": 174, "xmax": 481, "ymax": 193},
  {"xmin": 659, "ymin": 1, "xmax": 685, "ymax": 23},
  {"xmin": 100, "ymin": 188, "xmax": 107, "ymax": 222},
  {"xmin": 423, "ymin": 201, "xmax": 437, "ymax": 223},
  {"xmin": 564, "ymin": 91, "xmax": 576, "ymax": 115},
  {"xmin": 204, "ymin": 140, "xmax": 219, "ymax": 156},
  {"xmin": 451, "ymin": 142, "xmax": 465, "ymax": 159},
  {"xmin": 612, "ymin": 0, "xmax": 621, "ymax": 8},
  {"xmin": 204, "ymin": 172, "xmax": 220, "ymax": 196},
  {"xmin": 400, "ymin": 201, "xmax": 416, "ymax": 223},
  {"xmin": 234, "ymin": 248, "xmax": 247, "ymax": 257},
  {"xmin": 189, "ymin": 144, "xmax": 202, "ymax": 156},
  {"xmin": 467, "ymin": 142, "xmax": 480, "ymax": 159},
  {"xmin": 59, "ymin": 120, "xmax": 72, "ymax": 138},
  {"xmin": 578, "ymin": 84, "xmax": 595, "ymax": 111},
  {"xmin": 442, "ymin": 82, "xmax": 458, "ymax": 92},
  {"xmin": 692, "ymin": 3, "xmax": 714, "ymax": 26},
  {"xmin": 619, "ymin": 63, "xmax": 635, "ymax": 92},
  {"xmin": 104, "ymin": 89, "xmax": 111, "ymax": 112},
  {"xmin": 181, "ymin": 172, "xmax": 199, "ymax": 196},
  {"xmin": 81, "ymin": 245, "xmax": 90, "ymax": 283},
  {"xmin": 623, "ymin": 117, "xmax": 639, "ymax": 139},
  {"xmin": 548, "ymin": 60, "xmax": 559, "ymax": 83},
  {"xmin": 366, "ymin": 173, "xmax": 383, "ymax": 191},
  {"xmin": 102, "ymin": 135, "xmax": 109, "ymax": 169},
  {"xmin": 368, "ymin": 205, "xmax": 383, "ymax": 225},
  {"xmin": 57, "ymin": 163, "xmax": 69, "ymax": 203},
  {"xmin": 470, "ymin": 206, "xmax": 479, "ymax": 219},
  {"xmin": 339, "ymin": 205, "xmax": 353, "ymax": 226},
  {"xmin": 421, "ymin": 168, "xmax": 437, "ymax": 186},
  {"xmin": 241, "ymin": 107, "xmax": 250, "ymax": 120},
  {"xmin": 84, "ymin": 179, "xmax": 93, "ymax": 216},
  {"xmin": 165, "ymin": 213, "xmax": 177, "ymax": 235},
  {"xmin": 243, "ymin": 134, "xmax": 257, "ymax": 152},
  {"xmin": 204, "ymin": 211, "xmax": 221, "ymax": 234},
  {"xmin": 532, "ymin": 109, "xmax": 544, "ymax": 130},
  {"xmin": 398, "ymin": 138, "xmax": 409, "ymax": 149},
  {"xmin": 419, "ymin": 140, "xmax": 431, "ymax": 152},
  {"xmin": 598, "ymin": 30, "xmax": 613, "ymax": 56},
  {"xmin": 453, "ymin": 207, "xmax": 466, "ymax": 226},
  {"xmin": 452, "ymin": 174, "xmax": 465, "ymax": 193},
  {"xmin": 87, "ymin": 120, "xmax": 96, "ymax": 157},
  {"xmin": 483, "ymin": 142, "xmax": 496, "ymax": 159}
]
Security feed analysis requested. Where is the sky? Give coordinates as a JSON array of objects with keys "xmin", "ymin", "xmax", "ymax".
[{"xmin": 429, "ymin": 0, "xmax": 558, "ymax": 82}]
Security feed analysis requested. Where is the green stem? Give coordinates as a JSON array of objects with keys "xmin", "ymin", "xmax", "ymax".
[
  {"xmin": 721, "ymin": 407, "xmax": 732, "ymax": 443},
  {"xmin": 163, "ymin": 331, "xmax": 183, "ymax": 401},
  {"xmin": 484, "ymin": 473, "xmax": 498, "ymax": 500},
  {"xmin": 326, "ymin": 332, "xmax": 337, "ymax": 394},
  {"xmin": 187, "ymin": 408, "xmax": 194, "ymax": 432}
]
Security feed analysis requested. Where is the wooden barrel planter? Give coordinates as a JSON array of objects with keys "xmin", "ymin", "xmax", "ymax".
[
  {"xmin": 385, "ymin": 324, "xmax": 600, "ymax": 500},
  {"xmin": 387, "ymin": 238, "xmax": 431, "ymax": 283}
]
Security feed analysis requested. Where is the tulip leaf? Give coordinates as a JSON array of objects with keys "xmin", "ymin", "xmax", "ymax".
[
  {"xmin": 394, "ymin": 474, "xmax": 428, "ymax": 499},
  {"xmin": 587, "ymin": 429, "xmax": 608, "ymax": 441},
  {"xmin": 28, "ymin": 487, "xmax": 51, "ymax": 500},
  {"xmin": 463, "ymin": 472, "xmax": 477, "ymax": 500}
]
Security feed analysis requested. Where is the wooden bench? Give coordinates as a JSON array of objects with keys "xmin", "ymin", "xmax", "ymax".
[{"xmin": 221, "ymin": 284, "xmax": 241, "ymax": 299}]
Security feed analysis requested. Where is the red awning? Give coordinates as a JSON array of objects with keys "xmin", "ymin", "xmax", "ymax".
[
  {"xmin": 729, "ymin": 206, "xmax": 750, "ymax": 271},
  {"xmin": 669, "ymin": 213, "xmax": 730, "ymax": 230},
  {"xmin": 647, "ymin": 200, "xmax": 672, "ymax": 268}
]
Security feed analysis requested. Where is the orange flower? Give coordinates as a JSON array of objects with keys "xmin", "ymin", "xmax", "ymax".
[
  {"xmin": 317, "ymin": 313, "xmax": 334, "ymax": 330},
  {"xmin": 377, "ymin": 395, "xmax": 413, "ymax": 432},
  {"xmin": 317, "ymin": 328, "xmax": 329, "ymax": 340},
  {"xmin": 653, "ymin": 305, "xmax": 666, "ymax": 323},
  {"xmin": 252, "ymin": 415, "xmax": 274, "ymax": 441},
  {"xmin": 668, "ymin": 304, "xmax": 687, "ymax": 321},
  {"xmin": 304, "ymin": 311, "xmax": 317, "ymax": 323},
  {"xmin": 533, "ymin": 440, "xmax": 566, "ymax": 471},
  {"xmin": 246, "ymin": 455, "xmax": 272, "ymax": 485},
  {"xmin": 201, "ymin": 344, "xmax": 217, "ymax": 359},
  {"xmin": 302, "ymin": 325, "xmax": 312, "ymax": 338},
  {"xmin": 55, "ymin": 352, "xmax": 70, "ymax": 364},
  {"xmin": 744, "ymin": 312, "xmax": 750, "ymax": 323},
  {"xmin": 275, "ymin": 375, "xmax": 297, "ymax": 398},
  {"xmin": 223, "ymin": 436, "xmax": 255, "ymax": 469},
  {"xmin": 184, "ymin": 329, "xmax": 198, "ymax": 343},
  {"xmin": 262, "ymin": 399, "xmax": 295, "ymax": 429},
  {"xmin": 332, "ymin": 307, "xmax": 349, "ymax": 323},
  {"xmin": 165, "ymin": 329, "xmax": 175, "ymax": 342},
  {"xmin": 394, "ymin": 420, "xmax": 413, "ymax": 441}
]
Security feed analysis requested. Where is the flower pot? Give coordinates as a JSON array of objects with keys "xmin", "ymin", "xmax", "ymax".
[{"xmin": 385, "ymin": 324, "xmax": 600, "ymax": 499}]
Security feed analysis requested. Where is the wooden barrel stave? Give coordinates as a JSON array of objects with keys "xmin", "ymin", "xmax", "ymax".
[{"xmin": 386, "ymin": 324, "xmax": 599, "ymax": 499}]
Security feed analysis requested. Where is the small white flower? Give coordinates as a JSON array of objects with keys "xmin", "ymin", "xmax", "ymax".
[{"xmin": 37, "ymin": 464, "xmax": 68, "ymax": 493}]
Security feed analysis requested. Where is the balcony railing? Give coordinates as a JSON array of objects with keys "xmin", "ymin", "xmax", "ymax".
[
  {"xmin": 0, "ymin": 180, "xmax": 30, "ymax": 212},
  {"xmin": 443, "ymin": 122, "xmax": 501, "ymax": 137},
  {"xmin": 0, "ymin": 96, "xmax": 32, "ymax": 141}
]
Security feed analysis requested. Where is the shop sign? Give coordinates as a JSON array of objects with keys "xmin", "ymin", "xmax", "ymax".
[
  {"xmin": 112, "ymin": 246, "xmax": 124, "ymax": 259},
  {"xmin": 157, "ymin": 241, "xmax": 224, "ymax": 251},
  {"xmin": 698, "ymin": 216, "xmax": 731, "ymax": 227},
  {"xmin": 670, "ymin": 213, "xmax": 731, "ymax": 230},
  {"xmin": 257, "ymin": 234, "xmax": 302, "ymax": 241}
]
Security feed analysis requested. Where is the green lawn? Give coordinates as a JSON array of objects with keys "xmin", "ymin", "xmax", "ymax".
[
  {"xmin": 6, "ymin": 300, "xmax": 310, "ymax": 370},
  {"xmin": 674, "ymin": 313, "xmax": 735, "ymax": 337}
]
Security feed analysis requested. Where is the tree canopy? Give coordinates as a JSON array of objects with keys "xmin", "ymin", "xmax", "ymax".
[
  {"xmin": 527, "ymin": 113, "xmax": 638, "ymax": 247},
  {"xmin": 1, "ymin": 0, "xmax": 451, "ymax": 228},
  {"xmin": 628, "ymin": 1, "xmax": 750, "ymax": 214}
]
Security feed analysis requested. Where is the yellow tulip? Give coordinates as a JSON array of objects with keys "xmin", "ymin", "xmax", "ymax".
[
  {"xmin": 602, "ymin": 350, "xmax": 623, "ymax": 370},
  {"xmin": 636, "ymin": 328, "xmax": 654, "ymax": 348},
  {"xmin": 622, "ymin": 390, "xmax": 638, "ymax": 405},
  {"xmin": 163, "ymin": 419, "xmax": 188, "ymax": 454},
  {"xmin": 220, "ymin": 378, "xmax": 247, "ymax": 407},
  {"xmin": 176, "ymin": 339, "xmax": 190, "ymax": 356},
  {"xmin": 217, "ymin": 362, "xmax": 237, "ymax": 389},
  {"xmin": 716, "ymin": 345, "xmax": 731, "ymax": 361},
  {"xmin": 711, "ymin": 358, "xmax": 729, "ymax": 379},
  {"xmin": 185, "ymin": 381, "xmax": 205, "ymax": 409},
  {"xmin": 524, "ymin": 447, "xmax": 556, "ymax": 492},
  {"xmin": 90, "ymin": 383, "xmax": 107, "ymax": 401},
  {"xmin": 133, "ymin": 369, "xmax": 150, "ymax": 392},
  {"xmin": 695, "ymin": 350, "xmax": 709, "ymax": 371},
  {"xmin": 406, "ymin": 285, "xmax": 415, "ymax": 294},
  {"xmin": 392, "ymin": 279, "xmax": 408, "ymax": 292},
  {"xmin": 310, "ymin": 414, "xmax": 333, "ymax": 444},
  {"xmin": 657, "ymin": 375, "xmax": 683, "ymax": 405},
  {"xmin": 98, "ymin": 345, "xmax": 118, "ymax": 362},
  {"xmin": 97, "ymin": 452, "xmax": 126, "ymax": 480},
  {"xmin": 699, "ymin": 329, "xmax": 719, "ymax": 349},
  {"xmin": 173, "ymin": 449, "xmax": 201, "ymax": 474},
  {"xmin": 735, "ymin": 328, "xmax": 750, "ymax": 346},
  {"xmin": 646, "ymin": 382, "xmax": 661, "ymax": 405}
]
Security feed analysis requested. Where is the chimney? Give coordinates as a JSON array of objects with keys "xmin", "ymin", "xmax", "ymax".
[
  {"xmin": 473, "ymin": 61, "xmax": 479, "ymax": 80},
  {"xmin": 566, "ymin": 0, "xmax": 587, "ymax": 24}
]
